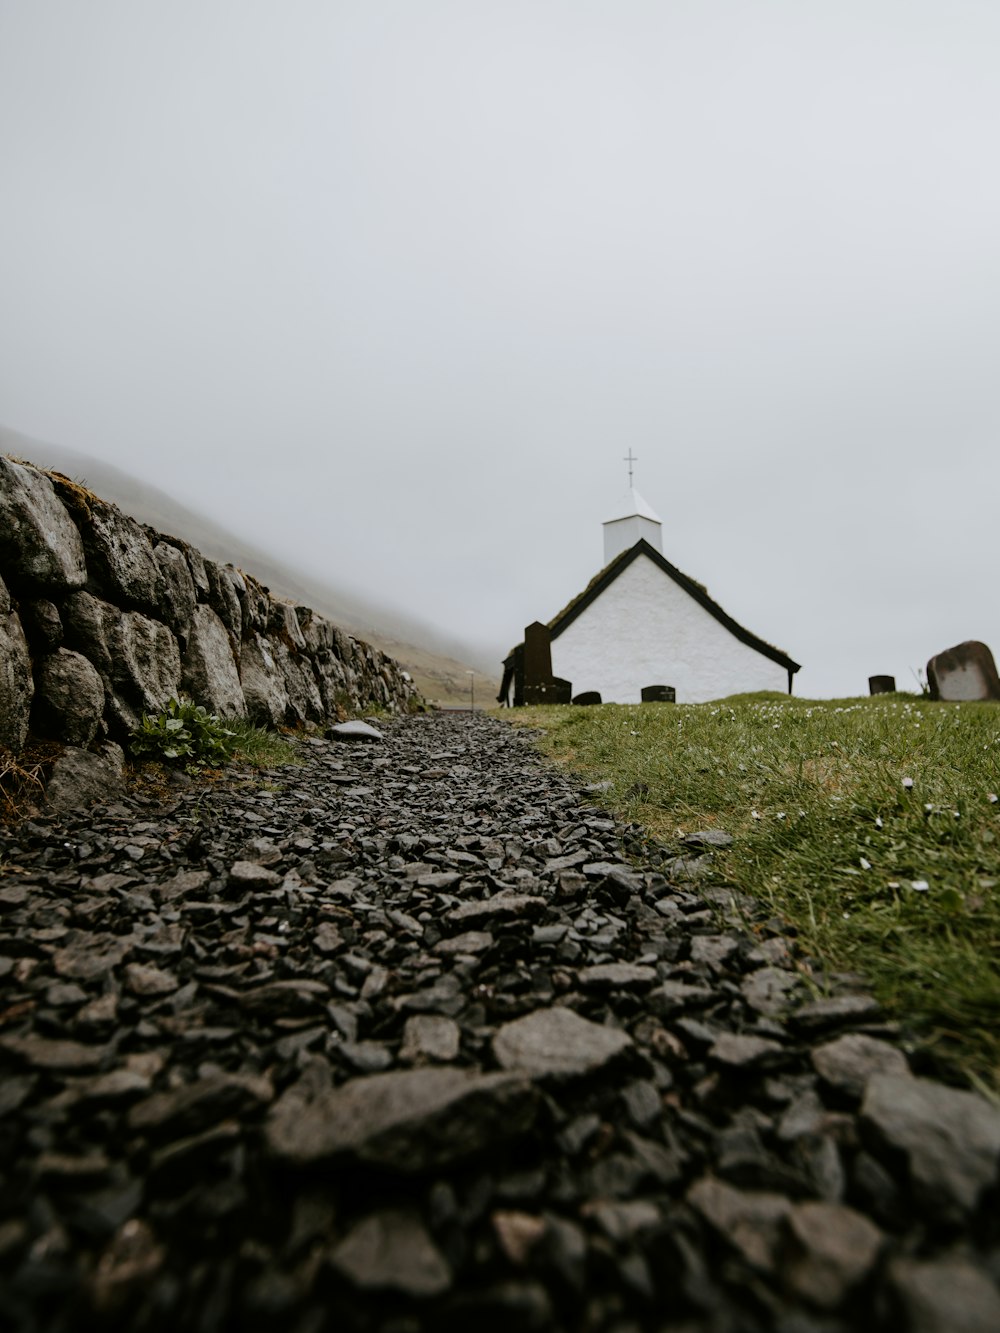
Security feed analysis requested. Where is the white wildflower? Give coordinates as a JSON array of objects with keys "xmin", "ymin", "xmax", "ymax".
[
  {"xmin": 912, "ymin": 879, "xmax": 930, "ymax": 892},
  {"xmin": 902, "ymin": 777, "xmax": 914, "ymax": 790},
  {"xmin": 989, "ymin": 793, "xmax": 998, "ymax": 804},
  {"xmin": 860, "ymin": 857, "xmax": 872, "ymax": 870},
  {"xmin": 751, "ymin": 809, "xmax": 761, "ymax": 820},
  {"xmin": 875, "ymin": 817, "xmax": 883, "ymax": 829}
]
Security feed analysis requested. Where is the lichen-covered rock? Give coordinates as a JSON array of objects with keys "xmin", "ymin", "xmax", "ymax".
[
  {"xmin": 240, "ymin": 572, "xmax": 271, "ymax": 634},
  {"xmin": 183, "ymin": 542, "xmax": 210, "ymax": 599},
  {"xmin": 32, "ymin": 649, "xmax": 105, "ymax": 746},
  {"xmin": 297, "ymin": 606, "xmax": 336, "ymax": 654},
  {"xmin": 0, "ymin": 591, "xmax": 34, "ymax": 751},
  {"xmin": 64, "ymin": 592, "xmax": 181, "ymax": 734},
  {"xmin": 45, "ymin": 741, "xmax": 124, "ymax": 812},
  {"xmin": 19, "ymin": 598, "xmax": 64, "ymax": 653},
  {"xmin": 269, "ymin": 599, "xmax": 307, "ymax": 651},
  {"xmin": 61, "ymin": 590, "xmax": 114, "ymax": 676},
  {"xmin": 276, "ymin": 639, "xmax": 324, "ymax": 723},
  {"xmin": 0, "ymin": 458, "xmax": 87, "ymax": 593},
  {"xmin": 56, "ymin": 487, "xmax": 162, "ymax": 613},
  {"xmin": 204, "ymin": 561, "xmax": 243, "ymax": 644},
  {"xmin": 313, "ymin": 649, "xmax": 350, "ymax": 716},
  {"xmin": 181, "ymin": 605, "xmax": 245, "ymax": 717},
  {"xmin": 239, "ymin": 633, "xmax": 291, "ymax": 726},
  {"xmin": 153, "ymin": 543, "xmax": 197, "ymax": 635},
  {"xmin": 108, "ymin": 612, "xmax": 182, "ymax": 731}
]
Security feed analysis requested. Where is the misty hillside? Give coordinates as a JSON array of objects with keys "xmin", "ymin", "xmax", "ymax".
[{"xmin": 1, "ymin": 425, "xmax": 498, "ymax": 704}]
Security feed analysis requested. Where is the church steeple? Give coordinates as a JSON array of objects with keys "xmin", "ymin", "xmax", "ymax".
[{"xmin": 602, "ymin": 487, "xmax": 663, "ymax": 563}]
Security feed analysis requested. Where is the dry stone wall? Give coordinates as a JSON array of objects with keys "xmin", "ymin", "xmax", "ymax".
[{"xmin": 0, "ymin": 457, "xmax": 420, "ymax": 782}]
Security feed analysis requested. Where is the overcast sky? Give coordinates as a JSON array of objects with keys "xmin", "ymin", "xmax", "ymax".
[{"xmin": 2, "ymin": 2, "xmax": 999, "ymax": 697}]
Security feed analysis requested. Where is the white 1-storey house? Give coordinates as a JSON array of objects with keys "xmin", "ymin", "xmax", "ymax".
[{"xmin": 500, "ymin": 490, "xmax": 800, "ymax": 705}]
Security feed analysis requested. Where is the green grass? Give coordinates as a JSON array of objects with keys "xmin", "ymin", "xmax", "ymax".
[
  {"xmin": 504, "ymin": 694, "xmax": 1000, "ymax": 1091},
  {"xmin": 224, "ymin": 717, "xmax": 302, "ymax": 769}
]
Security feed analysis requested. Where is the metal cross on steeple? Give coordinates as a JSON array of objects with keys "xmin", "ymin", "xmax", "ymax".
[{"xmin": 624, "ymin": 449, "xmax": 637, "ymax": 488}]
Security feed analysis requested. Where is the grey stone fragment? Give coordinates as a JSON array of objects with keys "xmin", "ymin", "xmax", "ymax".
[
  {"xmin": 708, "ymin": 1033, "xmax": 786, "ymax": 1070},
  {"xmin": 577, "ymin": 963, "xmax": 657, "ymax": 991},
  {"xmin": 400, "ymin": 1015, "xmax": 461, "ymax": 1063},
  {"xmin": 741, "ymin": 966, "xmax": 803, "ymax": 1017},
  {"xmin": 861, "ymin": 1073, "xmax": 1000, "ymax": 1220},
  {"xmin": 782, "ymin": 1200, "xmax": 883, "ymax": 1308},
  {"xmin": 434, "ymin": 930, "xmax": 493, "ymax": 955},
  {"xmin": 45, "ymin": 742, "xmax": 125, "ymax": 812},
  {"xmin": 792, "ymin": 993, "xmax": 882, "ymax": 1034},
  {"xmin": 328, "ymin": 720, "xmax": 385, "ymax": 742},
  {"xmin": 811, "ymin": 1033, "xmax": 910, "ymax": 1099},
  {"xmin": 228, "ymin": 860, "xmax": 282, "ymax": 890},
  {"xmin": 32, "ymin": 649, "xmax": 105, "ymax": 746},
  {"xmin": 493, "ymin": 1005, "xmax": 633, "ymax": 1077},
  {"xmin": 687, "ymin": 1176, "xmax": 791, "ymax": 1272},
  {"xmin": 124, "ymin": 963, "xmax": 179, "ymax": 997},
  {"xmin": 0, "ymin": 458, "xmax": 87, "ymax": 592},
  {"xmin": 53, "ymin": 932, "xmax": 131, "ymax": 980},
  {"xmin": 127, "ymin": 1072, "xmax": 273, "ymax": 1140},
  {"xmin": 0, "ymin": 603, "xmax": 33, "ymax": 750},
  {"xmin": 648, "ymin": 978, "xmax": 717, "ymax": 1017},
  {"xmin": 447, "ymin": 894, "xmax": 547, "ymax": 926},
  {"xmin": 0, "ymin": 1034, "xmax": 109, "ymax": 1071},
  {"xmin": 181, "ymin": 604, "xmax": 245, "ymax": 716},
  {"xmin": 266, "ymin": 1065, "xmax": 540, "ymax": 1170},
  {"xmin": 329, "ymin": 1209, "xmax": 451, "ymax": 1297},
  {"xmin": 888, "ymin": 1256, "xmax": 1000, "ymax": 1333},
  {"xmin": 690, "ymin": 934, "xmax": 740, "ymax": 971},
  {"xmin": 682, "ymin": 829, "xmax": 734, "ymax": 849}
]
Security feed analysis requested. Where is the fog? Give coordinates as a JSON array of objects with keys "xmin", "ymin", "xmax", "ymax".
[{"xmin": 2, "ymin": 2, "xmax": 999, "ymax": 697}]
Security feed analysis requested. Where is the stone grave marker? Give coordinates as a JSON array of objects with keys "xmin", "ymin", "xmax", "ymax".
[
  {"xmin": 869, "ymin": 676, "xmax": 896, "ymax": 695},
  {"xmin": 926, "ymin": 641, "xmax": 1000, "ymax": 702},
  {"xmin": 641, "ymin": 685, "xmax": 676, "ymax": 703}
]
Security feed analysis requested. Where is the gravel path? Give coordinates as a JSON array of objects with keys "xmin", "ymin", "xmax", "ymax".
[{"xmin": 1, "ymin": 711, "xmax": 998, "ymax": 1332}]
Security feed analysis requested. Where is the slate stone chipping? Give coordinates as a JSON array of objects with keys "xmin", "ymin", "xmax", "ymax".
[{"xmin": 0, "ymin": 710, "xmax": 998, "ymax": 1333}]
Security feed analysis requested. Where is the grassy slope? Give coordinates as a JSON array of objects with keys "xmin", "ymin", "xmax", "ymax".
[{"xmin": 503, "ymin": 693, "xmax": 1000, "ymax": 1091}]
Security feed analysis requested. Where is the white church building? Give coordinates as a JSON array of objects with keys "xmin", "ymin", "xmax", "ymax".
[{"xmin": 500, "ymin": 489, "xmax": 800, "ymax": 705}]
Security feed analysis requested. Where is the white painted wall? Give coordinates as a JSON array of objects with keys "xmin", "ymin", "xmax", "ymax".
[{"xmin": 550, "ymin": 553, "xmax": 790, "ymax": 704}]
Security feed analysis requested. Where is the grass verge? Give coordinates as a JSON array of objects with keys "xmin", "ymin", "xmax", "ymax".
[{"xmin": 503, "ymin": 693, "xmax": 1000, "ymax": 1092}]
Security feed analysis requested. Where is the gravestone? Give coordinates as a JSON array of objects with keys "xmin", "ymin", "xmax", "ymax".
[
  {"xmin": 523, "ymin": 622, "xmax": 553, "ymax": 689},
  {"xmin": 869, "ymin": 676, "xmax": 896, "ymax": 695},
  {"xmin": 524, "ymin": 677, "xmax": 572, "ymax": 705},
  {"xmin": 573, "ymin": 692, "xmax": 602, "ymax": 706},
  {"xmin": 521, "ymin": 623, "xmax": 571, "ymax": 704},
  {"xmin": 926, "ymin": 641, "xmax": 1000, "ymax": 702},
  {"xmin": 641, "ymin": 685, "xmax": 676, "ymax": 703}
]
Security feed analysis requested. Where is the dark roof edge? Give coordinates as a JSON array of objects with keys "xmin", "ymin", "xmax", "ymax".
[{"xmin": 549, "ymin": 540, "xmax": 801, "ymax": 674}]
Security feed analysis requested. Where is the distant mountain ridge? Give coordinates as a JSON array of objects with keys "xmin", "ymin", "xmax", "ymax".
[{"xmin": 0, "ymin": 424, "xmax": 497, "ymax": 704}]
